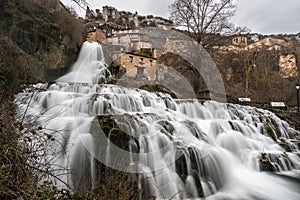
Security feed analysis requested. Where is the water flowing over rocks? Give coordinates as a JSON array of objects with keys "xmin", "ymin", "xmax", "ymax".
[{"xmin": 16, "ymin": 41, "xmax": 300, "ymax": 199}]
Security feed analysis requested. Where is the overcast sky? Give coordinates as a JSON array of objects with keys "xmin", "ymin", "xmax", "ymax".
[{"xmin": 60, "ymin": 0, "xmax": 300, "ymax": 35}]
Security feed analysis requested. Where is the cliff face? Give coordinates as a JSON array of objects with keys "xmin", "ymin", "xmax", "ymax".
[
  {"xmin": 85, "ymin": 5, "xmax": 173, "ymax": 30},
  {"xmin": 212, "ymin": 34, "xmax": 300, "ymax": 105},
  {"xmin": 279, "ymin": 54, "xmax": 298, "ymax": 78},
  {"xmin": 0, "ymin": 0, "xmax": 84, "ymax": 84}
]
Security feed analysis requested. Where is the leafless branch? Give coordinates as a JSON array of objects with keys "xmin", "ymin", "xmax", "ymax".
[{"xmin": 169, "ymin": 0, "xmax": 248, "ymax": 45}]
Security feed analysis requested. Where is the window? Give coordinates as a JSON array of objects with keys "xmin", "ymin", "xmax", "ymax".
[
  {"xmin": 136, "ymin": 67, "xmax": 145, "ymax": 75},
  {"xmin": 139, "ymin": 58, "xmax": 144, "ymax": 64},
  {"xmin": 150, "ymin": 60, "xmax": 153, "ymax": 66},
  {"xmin": 129, "ymin": 56, "xmax": 133, "ymax": 63}
]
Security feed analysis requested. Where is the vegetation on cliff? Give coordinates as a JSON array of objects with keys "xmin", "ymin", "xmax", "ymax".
[
  {"xmin": 0, "ymin": 0, "xmax": 84, "ymax": 198},
  {"xmin": 0, "ymin": 0, "xmax": 83, "ymax": 85},
  {"xmin": 0, "ymin": 36, "xmax": 40, "ymax": 100},
  {"xmin": 215, "ymin": 44, "xmax": 300, "ymax": 104},
  {"xmin": 0, "ymin": 1, "xmax": 141, "ymax": 198}
]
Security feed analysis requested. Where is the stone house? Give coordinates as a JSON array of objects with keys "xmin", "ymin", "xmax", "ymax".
[
  {"xmin": 109, "ymin": 29, "xmax": 164, "ymax": 57},
  {"xmin": 232, "ymin": 36, "xmax": 248, "ymax": 47},
  {"xmin": 109, "ymin": 30, "xmax": 142, "ymax": 52},
  {"xmin": 118, "ymin": 52, "xmax": 158, "ymax": 80},
  {"xmin": 245, "ymin": 37, "xmax": 290, "ymax": 51},
  {"xmin": 86, "ymin": 28, "xmax": 106, "ymax": 43}
]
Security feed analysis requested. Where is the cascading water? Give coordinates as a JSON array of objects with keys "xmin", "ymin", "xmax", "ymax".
[
  {"xmin": 57, "ymin": 41, "xmax": 111, "ymax": 84},
  {"xmin": 16, "ymin": 41, "xmax": 300, "ymax": 199}
]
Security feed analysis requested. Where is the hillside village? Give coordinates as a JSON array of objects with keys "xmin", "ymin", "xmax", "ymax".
[
  {"xmin": 220, "ymin": 36, "xmax": 298, "ymax": 79},
  {"xmin": 84, "ymin": 6, "xmax": 180, "ymax": 83},
  {"xmin": 83, "ymin": 5, "xmax": 300, "ymax": 104},
  {"xmin": 85, "ymin": 6, "xmax": 174, "ymax": 30}
]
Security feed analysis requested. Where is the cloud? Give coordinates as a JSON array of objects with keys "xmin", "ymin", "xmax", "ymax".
[
  {"xmin": 232, "ymin": 0, "xmax": 300, "ymax": 34},
  {"xmin": 61, "ymin": 0, "xmax": 300, "ymax": 34},
  {"xmin": 88, "ymin": 0, "xmax": 172, "ymax": 18}
]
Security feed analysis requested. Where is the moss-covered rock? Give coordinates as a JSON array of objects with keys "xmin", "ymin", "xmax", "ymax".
[
  {"xmin": 259, "ymin": 153, "xmax": 275, "ymax": 172},
  {"xmin": 139, "ymin": 83, "xmax": 177, "ymax": 98},
  {"xmin": 273, "ymin": 111, "xmax": 300, "ymax": 131},
  {"xmin": 95, "ymin": 115, "xmax": 133, "ymax": 151},
  {"xmin": 87, "ymin": 115, "xmax": 141, "ymax": 199}
]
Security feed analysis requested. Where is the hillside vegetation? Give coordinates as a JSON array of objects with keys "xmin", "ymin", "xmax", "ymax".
[
  {"xmin": 0, "ymin": 0, "xmax": 83, "ymax": 98},
  {"xmin": 0, "ymin": 0, "xmax": 84, "ymax": 198}
]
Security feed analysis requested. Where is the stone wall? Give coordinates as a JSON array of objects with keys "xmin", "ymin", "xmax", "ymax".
[
  {"xmin": 221, "ymin": 36, "xmax": 291, "ymax": 53},
  {"xmin": 119, "ymin": 53, "xmax": 157, "ymax": 80},
  {"xmin": 86, "ymin": 29, "xmax": 106, "ymax": 43},
  {"xmin": 232, "ymin": 36, "xmax": 248, "ymax": 47},
  {"xmin": 246, "ymin": 37, "xmax": 290, "ymax": 51},
  {"xmin": 279, "ymin": 54, "xmax": 298, "ymax": 78}
]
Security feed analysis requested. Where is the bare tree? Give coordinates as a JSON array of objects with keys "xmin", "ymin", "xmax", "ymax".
[
  {"xmin": 71, "ymin": 0, "xmax": 88, "ymax": 9},
  {"xmin": 169, "ymin": 0, "xmax": 247, "ymax": 46}
]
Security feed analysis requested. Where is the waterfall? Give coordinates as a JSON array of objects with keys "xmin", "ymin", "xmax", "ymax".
[
  {"xmin": 57, "ymin": 41, "xmax": 111, "ymax": 84},
  {"xmin": 16, "ymin": 41, "xmax": 300, "ymax": 199}
]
